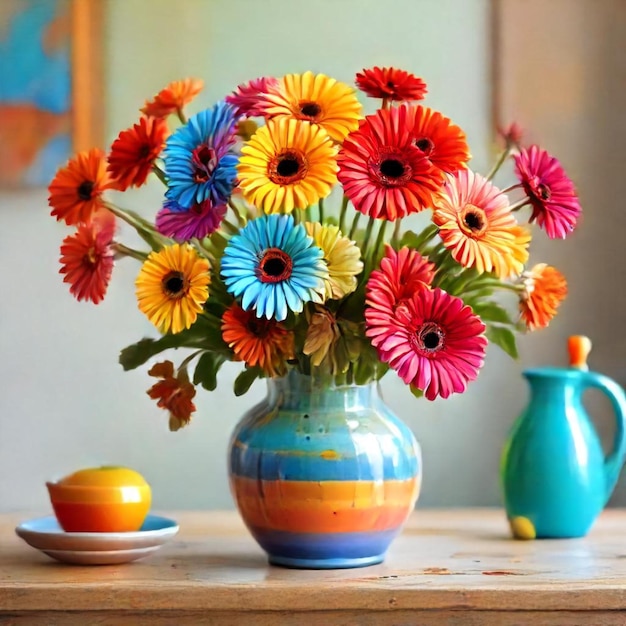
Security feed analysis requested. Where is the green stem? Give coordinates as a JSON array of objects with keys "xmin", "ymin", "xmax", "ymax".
[
  {"xmin": 361, "ymin": 217, "xmax": 376, "ymax": 253},
  {"xmin": 221, "ymin": 218, "xmax": 239, "ymax": 235},
  {"xmin": 152, "ymin": 164, "xmax": 168, "ymax": 186},
  {"xmin": 486, "ymin": 147, "xmax": 512, "ymax": 181},
  {"xmin": 338, "ymin": 195, "xmax": 349, "ymax": 233},
  {"xmin": 318, "ymin": 197, "xmax": 325, "ymax": 223},
  {"xmin": 305, "ymin": 205, "xmax": 313, "ymax": 223},
  {"xmin": 348, "ymin": 211, "xmax": 361, "ymax": 239},
  {"xmin": 510, "ymin": 198, "xmax": 530, "ymax": 212},
  {"xmin": 105, "ymin": 202, "xmax": 154, "ymax": 234},
  {"xmin": 228, "ymin": 199, "xmax": 246, "ymax": 227},
  {"xmin": 178, "ymin": 349, "xmax": 204, "ymax": 373},
  {"xmin": 191, "ymin": 238, "xmax": 216, "ymax": 265},
  {"xmin": 176, "ymin": 107, "xmax": 187, "ymax": 125},
  {"xmin": 112, "ymin": 242, "xmax": 148, "ymax": 261},
  {"xmin": 364, "ymin": 220, "xmax": 388, "ymax": 276},
  {"xmin": 391, "ymin": 218, "xmax": 402, "ymax": 247}
]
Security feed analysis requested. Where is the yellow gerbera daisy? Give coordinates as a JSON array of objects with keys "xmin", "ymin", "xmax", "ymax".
[
  {"xmin": 305, "ymin": 222, "xmax": 363, "ymax": 299},
  {"xmin": 433, "ymin": 169, "xmax": 530, "ymax": 279},
  {"xmin": 135, "ymin": 244, "xmax": 210, "ymax": 334},
  {"xmin": 237, "ymin": 118, "xmax": 338, "ymax": 214},
  {"xmin": 264, "ymin": 71, "xmax": 363, "ymax": 142}
]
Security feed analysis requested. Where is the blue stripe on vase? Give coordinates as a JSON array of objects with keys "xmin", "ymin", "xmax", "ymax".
[{"xmin": 249, "ymin": 526, "xmax": 401, "ymax": 563}]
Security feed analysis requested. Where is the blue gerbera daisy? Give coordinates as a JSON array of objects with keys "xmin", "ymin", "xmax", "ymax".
[
  {"xmin": 221, "ymin": 214, "xmax": 329, "ymax": 321},
  {"xmin": 163, "ymin": 101, "xmax": 238, "ymax": 210}
]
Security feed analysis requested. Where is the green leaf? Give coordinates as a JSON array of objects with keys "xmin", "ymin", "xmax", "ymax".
[
  {"xmin": 486, "ymin": 325, "xmax": 519, "ymax": 359},
  {"xmin": 471, "ymin": 302, "xmax": 514, "ymax": 325},
  {"xmin": 409, "ymin": 385, "xmax": 424, "ymax": 399},
  {"xmin": 399, "ymin": 224, "xmax": 438, "ymax": 253},
  {"xmin": 234, "ymin": 367, "xmax": 263, "ymax": 396},
  {"xmin": 193, "ymin": 352, "xmax": 226, "ymax": 391}
]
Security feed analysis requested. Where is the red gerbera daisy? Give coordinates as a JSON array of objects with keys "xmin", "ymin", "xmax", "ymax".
[
  {"xmin": 225, "ymin": 75, "xmax": 279, "ymax": 118},
  {"xmin": 355, "ymin": 66, "xmax": 427, "ymax": 102},
  {"xmin": 337, "ymin": 106, "xmax": 443, "ymax": 220},
  {"xmin": 147, "ymin": 361, "xmax": 197, "ymax": 431},
  {"xmin": 366, "ymin": 287, "xmax": 487, "ymax": 400},
  {"xmin": 406, "ymin": 105, "xmax": 470, "ymax": 174},
  {"xmin": 48, "ymin": 148, "xmax": 115, "ymax": 226},
  {"xmin": 365, "ymin": 245, "xmax": 435, "ymax": 313},
  {"xmin": 59, "ymin": 209, "xmax": 116, "ymax": 304},
  {"xmin": 514, "ymin": 145, "xmax": 581, "ymax": 239},
  {"xmin": 140, "ymin": 78, "xmax": 204, "ymax": 119},
  {"xmin": 221, "ymin": 303, "xmax": 295, "ymax": 377},
  {"xmin": 107, "ymin": 116, "xmax": 168, "ymax": 190}
]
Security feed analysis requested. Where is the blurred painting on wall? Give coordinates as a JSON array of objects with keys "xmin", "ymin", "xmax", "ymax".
[{"xmin": 0, "ymin": 0, "xmax": 102, "ymax": 189}]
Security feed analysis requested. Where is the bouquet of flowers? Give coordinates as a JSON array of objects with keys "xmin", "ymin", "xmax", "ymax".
[{"xmin": 47, "ymin": 67, "xmax": 578, "ymax": 430}]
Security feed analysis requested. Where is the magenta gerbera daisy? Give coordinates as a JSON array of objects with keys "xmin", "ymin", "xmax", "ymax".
[
  {"xmin": 156, "ymin": 198, "xmax": 227, "ymax": 241},
  {"xmin": 514, "ymin": 145, "xmax": 581, "ymax": 239},
  {"xmin": 338, "ymin": 106, "xmax": 443, "ymax": 220},
  {"xmin": 366, "ymin": 287, "xmax": 487, "ymax": 400},
  {"xmin": 225, "ymin": 76, "xmax": 279, "ymax": 118}
]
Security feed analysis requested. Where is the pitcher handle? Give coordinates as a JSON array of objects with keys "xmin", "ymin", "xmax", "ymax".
[{"xmin": 583, "ymin": 372, "xmax": 626, "ymax": 504}]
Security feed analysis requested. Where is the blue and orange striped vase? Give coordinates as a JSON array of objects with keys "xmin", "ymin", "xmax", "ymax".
[{"xmin": 228, "ymin": 370, "xmax": 421, "ymax": 569}]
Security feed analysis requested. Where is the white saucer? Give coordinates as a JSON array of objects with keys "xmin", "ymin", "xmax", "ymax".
[{"xmin": 15, "ymin": 514, "xmax": 179, "ymax": 565}]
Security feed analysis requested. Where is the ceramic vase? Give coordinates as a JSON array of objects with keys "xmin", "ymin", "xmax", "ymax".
[{"xmin": 228, "ymin": 370, "xmax": 421, "ymax": 569}]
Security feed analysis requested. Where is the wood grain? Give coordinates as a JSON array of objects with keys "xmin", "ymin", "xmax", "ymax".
[{"xmin": 2, "ymin": 509, "xmax": 626, "ymax": 624}]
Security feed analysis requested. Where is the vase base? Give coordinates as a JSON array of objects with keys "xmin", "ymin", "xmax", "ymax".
[{"xmin": 268, "ymin": 553, "xmax": 385, "ymax": 569}]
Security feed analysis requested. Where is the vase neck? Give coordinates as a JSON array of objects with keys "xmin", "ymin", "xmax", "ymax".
[{"xmin": 267, "ymin": 371, "xmax": 379, "ymax": 412}]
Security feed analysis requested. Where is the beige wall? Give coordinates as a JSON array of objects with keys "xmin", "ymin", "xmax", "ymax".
[{"xmin": 1, "ymin": 0, "xmax": 623, "ymax": 512}]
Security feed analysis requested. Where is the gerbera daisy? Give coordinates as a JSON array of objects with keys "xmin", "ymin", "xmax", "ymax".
[
  {"xmin": 366, "ymin": 287, "xmax": 487, "ymax": 400},
  {"xmin": 107, "ymin": 116, "xmax": 168, "ymax": 191},
  {"xmin": 156, "ymin": 198, "xmax": 227, "ymax": 241},
  {"xmin": 221, "ymin": 302, "xmax": 295, "ymax": 377},
  {"xmin": 135, "ymin": 243, "xmax": 210, "ymax": 334},
  {"xmin": 365, "ymin": 245, "xmax": 435, "ymax": 327},
  {"xmin": 263, "ymin": 71, "xmax": 362, "ymax": 142},
  {"xmin": 237, "ymin": 118, "xmax": 338, "ymax": 214},
  {"xmin": 514, "ymin": 145, "xmax": 581, "ymax": 239},
  {"xmin": 221, "ymin": 214, "xmax": 328, "ymax": 321},
  {"xmin": 519, "ymin": 263, "xmax": 568, "ymax": 331},
  {"xmin": 140, "ymin": 78, "xmax": 204, "ymax": 119},
  {"xmin": 303, "ymin": 304, "xmax": 341, "ymax": 368},
  {"xmin": 59, "ymin": 209, "xmax": 116, "ymax": 304},
  {"xmin": 406, "ymin": 105, "xmax": 471, "ymax": 174},
  {"xmin": 355, "ymin": 66, "xmax": 427, "ymax": 102},
  {"xmin": 147, "ymin": 361, "xmax": 196, "ymax": 431},
  {"xmin": 225, "ymin": 75, "xmax": 279, "ymax": 118},
  {"xmin": 48, "ymin": 148, "xmax": 115, "ymax": 226},
  {"xmin": 305, "ymin": 222, "xmax": 363, "ymax": 299},
  {"xmin": 338, "ymin": 106, "xmax": 443, "ymax": 220},
  {"xmin": 433, "ymin": 169, "xmax": 530, "ymax": 278},
  {"xmin": 163, "ymin": 101, "xmax": 238, "ymax": 209}
]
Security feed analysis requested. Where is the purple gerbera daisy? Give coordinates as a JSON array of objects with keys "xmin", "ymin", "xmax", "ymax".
[{"xmin": 156, "ymin": 199, "xmax": 227, "ymax": 241}]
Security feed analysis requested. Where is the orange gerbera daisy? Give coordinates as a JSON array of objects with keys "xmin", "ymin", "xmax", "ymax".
[
  {"xmin": 407, "ymin": 105, "xmax": 470, "ymax": 174},
  {"xmin": 519, "ymin": 263, "xmax": 568, "ymax": 331},
  {"xmin": 263, "ymin": 71, "xmax": 362, "ymax": 142},
  {"xmin": 433, "ymin": 169, "xmax": 530, "ymax": 278},
  {"xmin": 48, "ymin": 148, "xmax": 115, "ymax": 226},
  {"xmin": 147, "ymin": 360, "xmax": 197, "ymax": 431},
  {"xmin": 107, "ymin": 116, "xmax": 168, "ymax": 190},
  {"xmin": 140, "ymin": 78, "xmax": 204, "ymax": 119},
  {"xmin": 221, "ymin": 302, "xmax": 295, "ymax": 377},
  {"xmin": 59, "ymin": 209, "xmax": 116, "ymax": 304}
]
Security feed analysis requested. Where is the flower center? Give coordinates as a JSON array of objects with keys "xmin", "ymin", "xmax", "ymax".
[
  {"xmin": 84, "ymin": 246, "xmax": 98, "ymax": 266},
  {"xmin": 298, "ymin": 100, "xmax": 322, "ymax": 120},
  {"xmin": 162, "ymin": 271, "xmax": 188, "ymax": 298},
  {"xmin": 246, "ymin": 317, "xmax": 270, "ymax": 338},
  {"xmin": 192, "ymin": 144, "xmax": 216, "ymax": 183},
  {"xmin": 416, "ymin": 322, "xmax": 445, "ymax": 353},
  {"xmin": 380, "ymin": 158, "xmax": 405, "ymax": 178},
  {"xmin": 460, "ymin": 204, "xmax": 488, "ymax": 237},
  {"xmin": 268, "ymin": 150, "xmax": 307, "ymax": 185},
  {"xmin": 77, "ymin": 180, "xmax": 94, "ymax": 200},
  {"xmin": 537, "ymin": 182, "xmax": 551, "ymax": 200},
  {"xmin": 415, "ymin": 137, "xmax": 434, "ymax": 155},
  {"xmin": 372, "ymin": 149, "xmax": 413, "ymax": 187},
  {"xmin": 138, "ymin": 143, "xmax": 152, "ymax": 160},
  {"xmin": 258, "ymin": 248, "xmax": 293, "ymax": 283}
]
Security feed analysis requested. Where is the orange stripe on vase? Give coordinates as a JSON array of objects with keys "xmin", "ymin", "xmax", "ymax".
[{"xmin": 230, "ymin": 476, "xmax": 420, "ymax": 533}]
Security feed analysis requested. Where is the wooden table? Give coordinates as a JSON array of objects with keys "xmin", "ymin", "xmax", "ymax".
[{"xmin": 2, "ymin": 509, "xmax": 626, "ymax": 625}]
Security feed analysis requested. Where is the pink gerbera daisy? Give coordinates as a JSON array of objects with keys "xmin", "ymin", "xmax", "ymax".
[
  {"xmin": 366, "ymin": 287, "xmax": 487, "ymax": 400},
  {"xmin": 225, "ymin": 76, "xmax": 279, "ymax": 118},
  {"xmin": 433, "ymin": 169, "xmax": 530, "ymax": 279},
  {"xmin": 338, "ymin": 106, "xmax": 443, "ymax": 220},
  {"xmin": 156, "ymin": 199, "xmax": 227, "ymax": 241},
  {"xmin": 514, "ymin": 145, "xmax": 581, "ymax": 239}
]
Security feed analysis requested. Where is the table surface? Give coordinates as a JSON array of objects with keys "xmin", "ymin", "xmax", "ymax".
[{"xmin": 2, "ymin": 509, "xmax": 626, "ymax": 625}]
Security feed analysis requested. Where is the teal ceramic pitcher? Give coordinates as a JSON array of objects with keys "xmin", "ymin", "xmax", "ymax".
[{"xmin": 501, "ymin": 336, "xmax": 626, "ymax": 539}]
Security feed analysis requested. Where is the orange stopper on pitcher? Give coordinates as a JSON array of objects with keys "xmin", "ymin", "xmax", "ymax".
[{"xmin": 568, "ymin": 335, "xmax": 592, "ymax": 371}]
